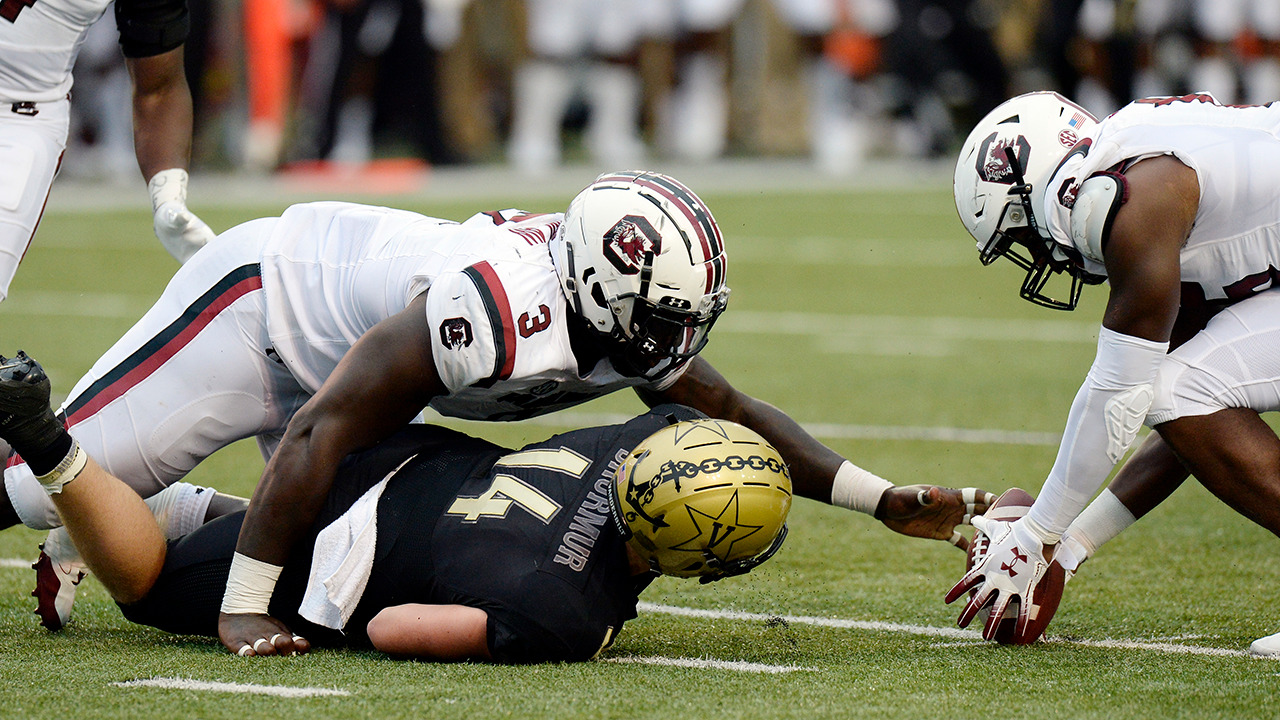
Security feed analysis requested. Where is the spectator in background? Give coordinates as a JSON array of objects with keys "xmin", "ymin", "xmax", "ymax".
[
  {"xmin": 507, "ymin": 0, "xmax": 646, "ymax": 173},
  {"xmin": 0, "ymin": 0, "xmax": 215, "ymax": 304},
  {"xmin": 773, "ymin": 0, "xmax": 898, "ymax": 173},
  {"xmin": 65, "ymin": 13, "xmax": 137, "ymax": 181},
  {"xmin": 288, "ymin": 0, "xmax": 454, "ymax": 166},
  {"xmin": 643, "ymin": 0, "xmax": 742, "ymax": 164},
  {"xmin": 878, "ymin": 0, "xmax": 1008, "ymax": 158}
]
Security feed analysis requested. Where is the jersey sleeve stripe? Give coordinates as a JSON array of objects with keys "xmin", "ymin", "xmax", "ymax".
[
  {"xmin": 64, "ymin": 264, "xmax": 263, "ymax": 427},
  {"xmin": 462, "ymin": 262, "xmax": 517, "ymax": 385}
]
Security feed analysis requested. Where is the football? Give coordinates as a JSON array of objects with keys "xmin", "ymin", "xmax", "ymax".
[{"xmin": 966, "ymin": 487, "xmax": 1066, "ymax": 645}]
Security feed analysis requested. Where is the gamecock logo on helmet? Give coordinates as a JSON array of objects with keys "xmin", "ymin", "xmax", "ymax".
[
  {"xmin": 976, "ymin": 132, "xmax": 1031, "ymax": 185},
  {"xmin": 439, "ymin": 317, "xmax": 473, "ymax": 350},
  {"xmin": 603, "ymin": 215, "xmax": 662, "ymax": 276}
]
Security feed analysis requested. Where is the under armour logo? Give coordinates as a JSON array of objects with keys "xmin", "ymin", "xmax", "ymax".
[{"xmin": 1000, "ymin": 547, "xmax": 1028, "ymax": 577}]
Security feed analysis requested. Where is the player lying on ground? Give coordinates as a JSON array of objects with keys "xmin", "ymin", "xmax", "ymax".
[
  {"xmin": 947, "ymin": 90, "xmax": 1280, "ymax": 653},
  {"xmin": 0, "ymin": 170, "xmax": 993, "ymax": 654},
  {"xmin": 1, "ymin": 352, "xmax": 797, "ymax": 662}
]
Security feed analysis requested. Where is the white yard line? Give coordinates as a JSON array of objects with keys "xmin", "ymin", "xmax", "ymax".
[
  {"xmin": 111, "ymin": 677, "xmax": 350, "ymax": 697},
  {"xmin": 604, "ymin": 656, "xmax": 817, "ymax": 673},
  {"xmin": 639, "ymin": 603, "xmax": 1274, "ymax": 661}
]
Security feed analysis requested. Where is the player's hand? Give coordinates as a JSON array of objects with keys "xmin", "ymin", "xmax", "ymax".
[
  {"xmin": 153, "ymin": 202, "xmax": 215, "ymax": 264},
  {"xmin": 876, "ymin": 485, "xmax": 994, "ymax": 551},
  {"xmin": 943, "ymin": 515, "xmax": 1053, "ymax": 639},
  {"xmin": 218, "ymin": 612, "xmax": 311, "ymax": 657}
]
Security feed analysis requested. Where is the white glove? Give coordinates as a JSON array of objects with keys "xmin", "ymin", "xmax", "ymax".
[
  {"xmin": 944, "ymin": 515, "xmax": 1053, "ymax": 640},
  {"xmin": 149, "ymin": 169, "xmax": 215, "ymax": 264}
]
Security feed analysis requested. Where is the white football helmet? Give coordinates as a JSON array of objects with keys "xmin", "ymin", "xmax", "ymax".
[
  {"xmin": 609, "ymin": 419, "xmax": 792, "ymax": 581},
  {"xmin": 550, "ymin": 171, "xmax": 730, "ymax": 380},
  {"xmin": 953, "ymin": 91, "xmax": 1105, "ymax": 310}
]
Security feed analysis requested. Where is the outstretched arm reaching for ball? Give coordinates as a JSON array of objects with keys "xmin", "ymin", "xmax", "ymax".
[{"xmin": 639, "ymin": 357, "xmax": 994, "ymax": 549}]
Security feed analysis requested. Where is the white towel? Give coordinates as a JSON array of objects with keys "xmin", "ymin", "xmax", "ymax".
[{"xmin": 298, "ymin": 455, "xmax": 416, "ymax": 630}]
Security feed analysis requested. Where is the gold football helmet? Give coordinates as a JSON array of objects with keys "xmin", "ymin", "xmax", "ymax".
[{"xmin": 611, "ymin": 419, "xmax": 792, "ymax": 581}]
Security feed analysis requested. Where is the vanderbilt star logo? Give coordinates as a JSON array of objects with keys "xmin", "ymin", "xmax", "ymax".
[
  {"xmin": 670, "ymin": 490, "xmax": 763, "ymax": 560},
  {"xmin": 1001, "ymin": 547, "xmax": 1028, "ymax": 577},
  {"xmin": 668, "ymin": 418, "xmax": 735, "ymax": 446}
]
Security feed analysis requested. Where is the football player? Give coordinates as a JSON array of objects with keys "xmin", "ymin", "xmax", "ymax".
[
  {"xmin": 947, "ymin": 90, "xmax": 1280, "ymax": 652},
  {"xmin": 0, "ymin": 170, "xmax": 992, "ymax": 654},
  {"xmin": 0, "ymin": 351, "xmax": 792, "ymax": 662},
  {"xmin": 0, "ymin": 0, "xmax": 216, "ymax": 303}
]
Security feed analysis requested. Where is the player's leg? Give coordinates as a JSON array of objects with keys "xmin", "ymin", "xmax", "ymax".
[
  {"xmin": 2, "ymin": 216, "xmax": 302, "ymax": 532},
  {"xmin": 1155, "ymin": 408, "xmax": 1280, "ymax": 536},
  {"xmin": 0, "ymin": 352, "xmax": 166, "ymax": 603},
  {"xmin": 0, "ymin": 98, "xmax": 68, "ymax": 304},
  {"xmin": 1141, "ymin": 288, "xmax": 1280, "ymax": 654},
  {"xmin": 1144, "ymin": 288, "xmax": 1280, "ymax": 538}
]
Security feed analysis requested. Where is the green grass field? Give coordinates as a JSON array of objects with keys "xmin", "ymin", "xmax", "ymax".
[{"xmin": 0, "ymin": 175, "xmax": 1277, "ymax": 719}]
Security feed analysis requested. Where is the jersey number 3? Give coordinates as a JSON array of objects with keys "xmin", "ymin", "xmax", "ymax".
[{"xmin": 0, "ymin": 0, "xmax": 37, "ymax": 22}]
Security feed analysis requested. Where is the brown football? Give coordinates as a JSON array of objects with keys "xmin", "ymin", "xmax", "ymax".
[{"xmin": 967, "ymin": 487, "xmax": 1066, "ymax": 644}]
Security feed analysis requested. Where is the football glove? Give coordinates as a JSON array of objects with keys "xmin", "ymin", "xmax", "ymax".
[
  {"xmin": 944, "ymin": 515, "xmax": 1053, "ymax": 641},
  {"xmin": 149, "ymin": 169, "xmax": 215, "ymax": 263}
]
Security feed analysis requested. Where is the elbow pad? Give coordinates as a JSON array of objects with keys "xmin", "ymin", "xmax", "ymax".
[{"xmin": 116, "ymin": 0, "xmax": 189, "ymax": 58}]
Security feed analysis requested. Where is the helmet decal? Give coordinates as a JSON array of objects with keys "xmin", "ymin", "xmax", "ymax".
[
  {"xmin": 669, "ymin": 489, "xmax": 764, "ymax": 557},
  {"xmin": 976, "ymin": 132, "xmax": 1031, "ymax": 185},
  {"xmin": 621, "ymin": 449, "xmax": 675, "ymax": 531},
  {"xmin": 603, "ymin": 215, "xmax": 661, "ymax": 276}
]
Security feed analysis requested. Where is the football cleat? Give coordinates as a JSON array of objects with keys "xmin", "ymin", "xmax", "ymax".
[
  {"xmin": 31, "ymin": 531, "xmax": 87, "ymax": 632},
  {"xmin": 1250, "ymin": 631, "xmax": 1280, "ymax": 657},
  {"xmin": 0, "ymin": 351, "xmax": 64, "ymax": 454}
]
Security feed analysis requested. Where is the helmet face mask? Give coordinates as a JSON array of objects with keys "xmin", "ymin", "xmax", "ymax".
[
  {"xmin": 551, "ymin": 171, "xmax": 730, "ymax": 379},
  {"xmin": 608, "ymin": 419, "xmax": 792, "ymax": 582},
  {"xmin": 954, "ymin": 91, "xmax": 1104, "ymax": 311}
]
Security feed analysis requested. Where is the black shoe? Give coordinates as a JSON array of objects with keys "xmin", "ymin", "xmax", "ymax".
[{"xmin": 0, "ymin": 351, "xmax": 62, "ymax": 455}]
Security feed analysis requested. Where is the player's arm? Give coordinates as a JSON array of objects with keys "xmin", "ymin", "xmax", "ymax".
[
  {"xmin": 118, "ymin": 0, "xmax": 216, "ymax": 263},
  {"xmin": 126, "ymin": 46, "xmax": 192, "ymax": 188},
  {"xmin": 366, "ymin": 604, "xmax": 492, "ymax": 661},
  {"xmin": 947, "ymin": 156, "xmax": 1199, "ymax": 638},
  {"xmin": 639, "ymin": 357, "xmax": 992, "ymax": 548},
  {"xmin": 219, "ymin": 293, "xmax": 444, "ymax": 656},
  {"xmin": 1023, "ymin": 155, "xmax": 1197, "ymax": 543}
]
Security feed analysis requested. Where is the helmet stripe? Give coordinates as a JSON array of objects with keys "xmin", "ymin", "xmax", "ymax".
[
  {"xmin": 65, "ymin": 264, "xmax": 263, "ymax": 427},
  {"xmin": 463, "ymin": 262, "xmax": 518, "ymax": 385}
]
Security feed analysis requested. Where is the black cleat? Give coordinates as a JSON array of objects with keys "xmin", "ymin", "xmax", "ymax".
[{"xmin": 0, "ymin": 351, "xmax": 62, "ymax": 454}]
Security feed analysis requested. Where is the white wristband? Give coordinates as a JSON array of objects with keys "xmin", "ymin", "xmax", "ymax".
[
  {"xmin": 220, "ymin": 552, "xmax": 283, "ymax": 615},
  {"xmin": 147, "ymin": 168, "xmax": 189, "ymax": 213},
  {"xmin": 35, "ymin": 440, "xmax": 88, "ymax": 496},
  {"xmin": 830, "ymin": 460, "xmax": 893, "ymax": 515}
]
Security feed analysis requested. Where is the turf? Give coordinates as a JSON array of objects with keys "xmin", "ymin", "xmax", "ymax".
[{"xmin": 0, "ymin": 179, "xmax": 1277, "ymax": 719}]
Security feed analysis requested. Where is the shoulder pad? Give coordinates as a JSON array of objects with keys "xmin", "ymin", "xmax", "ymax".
[{"xmin": 1068, "ymin": 172, "xmax": 1128, "ymax": 265}]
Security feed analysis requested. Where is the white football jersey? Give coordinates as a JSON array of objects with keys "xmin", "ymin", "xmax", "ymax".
[
  {"xmin": 0, "ymin": 0, "xmax": 112, "ymax": 101},
  {"xmin": 1042, "ymin": 94, "xmax": 1280, "ymax": 303},
  {"xmin": 259, "ymin": 202, "xmax": 682, "ymax": 422}
]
